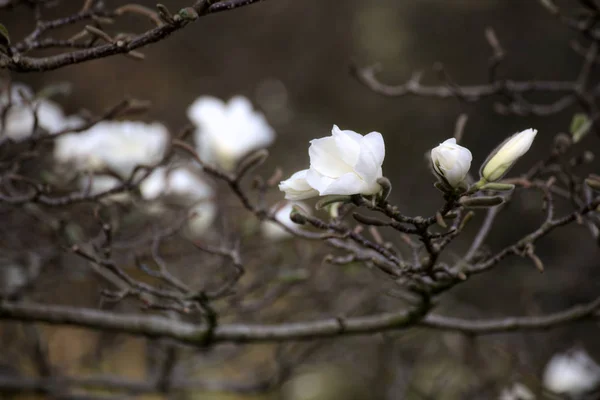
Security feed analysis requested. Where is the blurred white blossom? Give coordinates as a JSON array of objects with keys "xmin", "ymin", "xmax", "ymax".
[
  {"xmin": 261, "ymin": 201, "xmax": 308, "ymax": 240},
  {"xmin": 140, "ymin": 166, "xmax": 214, "ymax": 205},
  {"xmin": 54, "ymin": 120, "xmax": 169, "ymax": 178},
  {"xmin": 0, "ymin": 83, "xmax": 66, "ymax": 141},
  {"xmin": 499, "ymin": 383, "xmax": 534, "ymax": 400},
  {"xmin": 430, "ymin": 138, "xmax": 472, "ymax": 189},
  {"xmin": 140, "ymin": 166, "xmax": 216, "ymax": 236},
  {"xmin": 187, "ymin": 96, "xmax": 275, "ymax": 171},
  {"xmin": 280, "ymin": 125, "xmax": 385, "ymax": 199},
  {"xmin": 543, "ymin": 348, "xmax": 600, "ymax": 398},
  {"xmin": 79, "ymin": 175, "xmax": 129, "ymax": 202},
  {"xmin": 481, "ymin": 128, "xmax": 537, "ymax": 182},
  {"xmin": 187, "ymin": 201, "xmax": 218, "ymax": 238}
]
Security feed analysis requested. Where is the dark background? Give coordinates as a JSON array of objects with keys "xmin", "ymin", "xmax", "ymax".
[{"xmin": 2, "ymin": 1, "xmax": 600, "ymax": 398}]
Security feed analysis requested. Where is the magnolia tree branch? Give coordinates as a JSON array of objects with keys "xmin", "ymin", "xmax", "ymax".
[
  {"xmin": 0, "ymin": 373, "xmax": 273, "ymax": 396},
  {"xmin": 1, "ymin": 0, "xmax": 270, "ymax": 72},
  {"xmin": 0, "ymin": 300, "xmax": 430, "ymax": 343},
  {"xmin": 1, "ymin": 292, "xmax": 599, "ymax": 344}
]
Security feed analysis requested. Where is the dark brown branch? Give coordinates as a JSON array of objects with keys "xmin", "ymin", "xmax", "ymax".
[
  {"xmin": 469, "ymin": 195, "xmax": 600, "ymax": 274},
  {"xmin": 2, "ymin": 0, "xmax": 270, "ymax": 72},
  {"xmin": 0, "ymin": 300, "xmax": 430, "ymax": 344},
  {"xmin": 422, "ymin": 295, "xmax": 600, "ymax": 334},
  {"xmin": 351, "ymin": 64, "xmax": 576, "ymax": 100}
]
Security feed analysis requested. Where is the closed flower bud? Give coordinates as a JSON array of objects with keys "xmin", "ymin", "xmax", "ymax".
[
  {"xmin": 480, "ymin": 128, "xmax": 537, "ymax": 182},
  {"xmin": 430, "ymin": 138, "xmax": 472, "ymax": 189}
]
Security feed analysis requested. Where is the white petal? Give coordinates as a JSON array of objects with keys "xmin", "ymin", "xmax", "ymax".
[
  {"xmin": 331, "ymin": 125, "xmax": 362, "ymax": 167},
  {"xmin": 187, "ymin": 96, "xmax": 226, "ymax": 128},
  {"xmin": 353, "ymin": 131, "xmax": 384, "ymax": 183},
  {"xmin": 308, "ymin": 169, "xmax": 366, "ymax": 196},
  {"xmin": 140, "ymin": 168, "xmax": 167, "ymax": 200},
  {"xmin": 308, "ymin": 136, "xmax": 352, "ymax": 178},
  {"xmin": 279, "ymin": 169, "xmax": 318, "ymax": 200}
]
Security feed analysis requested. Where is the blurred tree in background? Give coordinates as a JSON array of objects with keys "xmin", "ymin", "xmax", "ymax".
[{"xmin": 0, "ymin": 0, "xmax": 600, "ymax": 399}]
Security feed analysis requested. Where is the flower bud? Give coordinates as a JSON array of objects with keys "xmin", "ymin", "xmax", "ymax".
[
  {"xmin": 430, "ymin": 138, "xmax": 472, "ymax": 189},
  {"xmin": 459, "ymin": 195, "xmax": 504, "ymax": 208},
  {"xmin": 480, "ymin": 129, "xmax": 537, "ymax": 182}
]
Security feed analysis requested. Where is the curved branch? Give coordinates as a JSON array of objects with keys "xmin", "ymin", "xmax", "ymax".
[
  {"xmin": 2, "ymin": 293, "xmax": 600, "ymax": 343},
  {"xmin": 351, "ymin": 64, "xmax": 577, "ymax": 99},
  {"xmin": 1, "ymin": 0, "xmax": 269, "ymax": 73},
  {"xmin": 422, "ymin": 295, "xmax": 600, "ymax": 334},
  {"xmin": 0, "ymin": 300, "xmax": 429, "ymax": 344}
]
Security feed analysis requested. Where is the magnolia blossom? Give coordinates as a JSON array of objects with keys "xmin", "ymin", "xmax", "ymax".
[
  {"xmin": 430, "ymin": 138, "xmax": 472, "ymax": 188},
  {"xmin": 481, "ymin": 128, "xmax": 537, "ymax": 182},
  {"xmin": 0, "ymin": 83, "xmax": 66, "ymax": 141},
  {"xmin": 140, "ymin": 166, "xmax": 216, "ymax": 236},
  {"xmin": 279, "ymin": 125, "xmax": 385, "ymax": 199},
  {"xmin": 187, "ymin": 96, "xmax": 275, "ymax": 171},
  {"xmin": 261, "ymin": 202, "xmax": 308, "ymax": 240},
  {"xmin": 54, "ymin": 120, "xmax": 169, "ymax": 179},
  {"xmin": 543, "ymin": 349, "xmax": 600, "ymax": 397},
  {"xmin": 140, "ymin": 166, "xmax": 214, "ymax": 205},
  {"xmin": 279, "ymin": 170, "xmax": 318, "ymax": 200},
  {"xmin": 187, "ymin": 201, "xmax": 218, "ymax": 237},
  {"xmin": 499, "ymin": 383, "xmax": 534, "ymax": 400},
  {"xmin": 79, "ymin": 175, "xmax": 129, "ymax": 203}
]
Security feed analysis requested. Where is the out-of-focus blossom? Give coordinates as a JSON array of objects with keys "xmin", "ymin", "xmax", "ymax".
[
  {"xmin": 499, "ymin": 383, "xmax": 534, "ymax": 400},
  {"xmin": 187, "ymin": 96, "xmax": 275, "ymax": 171},
  {"xmin": 140, "ymin": 165, "xmax": 216, "ymax": 236},
  {"xmin": 187, "ymin": 201, "xmax": 218, "ymax": 238},
  {"xmin": 481, "ymin": 128, "xmax": 537, "ymax": 182},
  {"xmin": 79, "ymin": 175, "xmax": 129, "ymax": 203},
  {"xmin": 279, "ymin": 125, "xmax": 385, "ymax": 199},
  {"xmin": 261, "ymin": 201, "xmax": 308, "ymax": 240},
  {"xmin": 54, "ymin": 120, "xmax": 169, "ymax": 178},
  {"xmin": 140, "ymin": 166, "xmax": 214, "ymax": 205},
  {"xmin": 0, "ymin": 83, "xmax": 66, "ymax": 141},
  {"xmin": 543, "ymin": 348, "xmax": 600, "ymax": 398},
  {"xmin": 430, "ymin": 138, "xmax": 472, "ymax": 189}
]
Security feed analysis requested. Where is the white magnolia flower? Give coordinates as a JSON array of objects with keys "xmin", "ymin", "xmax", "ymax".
[
  {"xmin": 140, "ymin": 166, "xmax": 216, "ymax": 236},
  {"xmin": 261, "ymin": 202, "xmax": 308, "ymax": 240},
  {"xmin": 0, "ymin": 83, "xmax": 66, "ymax": 141},
  {"xmin": 481, "ymin": 128, "xmax": 537, "ymax": 182},
  {"xmin": 280, "ymin": 125, "xmax": 385, "ymax": 199},
  {"xmin": 54, "ymin": 120, "xmax": 169, "ymax": 178},
  {"xmin": 543, "ymin": 348, "xmax": 600, "ymax": 397},
  {"xmin": 79, "ymin": 174, "xmax": 129, "ymax": 203},
  {"xmin": 430, "ymin": 138, "xmax": 472, "ymax": 188},
  {"xmin": 187, "ymin": 201, "xmax": 217, "ymax": 238},
  {"xmin": 279, "ymin": 169, "xmax": 319, "ymax": 200},
  {"xmin": 499, "ymin": 383, "xmax": 534, "ymax": 400},
  {"xmin": 140, "ymin": 166, "xmax": 214, "ymax": 206},
  {"xmin": 187, "ymin": 96, "xmax": 275, "ymax": 171}
]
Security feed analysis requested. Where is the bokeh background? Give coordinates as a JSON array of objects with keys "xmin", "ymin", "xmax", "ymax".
[{"xmin": 2, "ymin": 0, "xmax": 600, "ymax": 399}]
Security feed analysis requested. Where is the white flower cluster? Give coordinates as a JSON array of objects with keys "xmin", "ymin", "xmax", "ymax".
[
  {"xmin": 55, "ymin": 120, "xmax": 169, "ymax": 178},
  {"xmin": 141, "ymin": 166, "xmax": 217, "ymax": 236},
  {"xmin": 0, "ymin": 83, "xmax": 68, "ymax": 141},
  {"xmin": 52, "ymin": 93, "xmax": 276, "ymax": 236}
]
